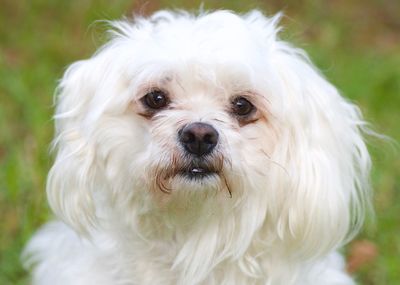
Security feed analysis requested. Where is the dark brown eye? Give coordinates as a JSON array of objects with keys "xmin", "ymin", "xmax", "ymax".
[
  {"xmin": 142, "ymin": 90, "xmax": 169, "ymax": 110},
  {"xmin": 231, "ymin": 97, "xmax": 254, "ymax": 116}
]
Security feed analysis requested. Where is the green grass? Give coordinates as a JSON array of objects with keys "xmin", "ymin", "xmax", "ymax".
[{"xmin": 1, "ymin": 1, "xmax": 399, "ymax": 284}]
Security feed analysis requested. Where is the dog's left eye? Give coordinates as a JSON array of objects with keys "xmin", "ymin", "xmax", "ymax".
[
  {"xmin": 142, "ymin": 90, "xmax": 169, "ymax": 110},
  {"xmin": 231, "ymin": 97, "xmax": 254, "ymax": 116}
]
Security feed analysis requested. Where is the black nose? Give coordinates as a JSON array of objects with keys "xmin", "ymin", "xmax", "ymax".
[{"xmin": 179, "ymin": 122, "xmax": 219, "ymax": 156}]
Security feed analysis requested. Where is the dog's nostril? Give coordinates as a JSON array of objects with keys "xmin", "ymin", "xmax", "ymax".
[
  {"xmin": 180, "ymin": 130, "xmax": 196, "ymax": 144},
  {"xmin": 203, "ymin": 133, "xmax": 218, "ymax": 145},
  {"xmin": 179, "ymin": 122, "xmax": 219, "ymax": 156}
]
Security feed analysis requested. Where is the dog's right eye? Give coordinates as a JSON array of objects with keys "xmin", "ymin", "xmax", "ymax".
[{"xmin": 142, "ymin": 90, "xmax": 169, "ymax": 110}]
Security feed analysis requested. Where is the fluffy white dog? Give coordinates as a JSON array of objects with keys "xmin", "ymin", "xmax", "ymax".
[{"xmin": 24, "ymin": 10, "xmax": 372, "ymax": 285}]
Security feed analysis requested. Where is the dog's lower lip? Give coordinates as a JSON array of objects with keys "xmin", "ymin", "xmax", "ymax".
[
  {"xmin": 180, "ymin": 167, "xmax": 217, "ymax": 179},
  {"xmin": 191, "ymin": 167, "xmax": 206, "ymax": 174}
]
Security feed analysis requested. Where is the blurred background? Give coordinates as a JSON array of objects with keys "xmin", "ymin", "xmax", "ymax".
[{"xmin": 0, "ymin": 0, "xmax": 399, "ymax": 284}]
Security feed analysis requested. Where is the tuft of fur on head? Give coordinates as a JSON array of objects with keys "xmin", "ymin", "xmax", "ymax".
[{"xmin": 26, "ymin": 10, "xmax": 372, "ymax": 285}]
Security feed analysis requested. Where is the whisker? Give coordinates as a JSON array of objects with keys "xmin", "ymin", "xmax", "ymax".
[
  {"xmin": 259, "ymin": 149, "xmax": 289, "ymax": 177},
  {"xmin": 221, "ymin": 173, "xmax": 232, "ymax": 198}
]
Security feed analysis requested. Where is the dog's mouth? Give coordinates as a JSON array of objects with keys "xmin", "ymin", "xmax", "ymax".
[
  {"xmin": 179, "ymin": 164, "xmax": 219, "ymax": 180},
  {"xmin": 153, "ymin": 154, "xmax": 229, "ymax": 195}
]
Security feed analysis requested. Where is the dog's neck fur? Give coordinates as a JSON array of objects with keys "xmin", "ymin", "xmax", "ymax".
[{"xmin": 99, "ymin": 188, "xmax": 289, "ymax": 285}]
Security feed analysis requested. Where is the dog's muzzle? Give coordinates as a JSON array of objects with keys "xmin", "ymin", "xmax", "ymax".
[{"xmin": 177, "ymin": 122, "xmax": 220, "ymax": 180}]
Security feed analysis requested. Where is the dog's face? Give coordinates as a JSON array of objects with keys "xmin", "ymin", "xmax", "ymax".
[
  {"xmin": 127, "ymin": 63, "xmax": 275, "ymax": 199},
  {"xmin": 47, "ymin": 10, "xmax": 371, "ymax": 259},
  {"xmin": 121, "ymin": 14, "xmax": 282, "ymax": 205}
]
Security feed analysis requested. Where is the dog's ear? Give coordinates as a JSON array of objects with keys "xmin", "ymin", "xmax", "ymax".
[
  {"xmin": 272, "ymin": 50, "xmax": 372, "ymax": 258},
  {"xmin": 47, "ymin": 60, "xmax": 103, "ymax": 235}
]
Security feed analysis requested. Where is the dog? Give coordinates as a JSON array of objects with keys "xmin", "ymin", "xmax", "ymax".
[{"xmin": 23, "ymin": 10, "xmax": 372, "ymax": 285}]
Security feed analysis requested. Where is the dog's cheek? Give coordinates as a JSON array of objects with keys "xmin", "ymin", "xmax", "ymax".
[
  {"xmin": 235, "ymin": 120, "xmax": 278, "ymax": 168},
  {"xmin": 96, "ymin": 116, "xmax": 153, "ymax": 189}
]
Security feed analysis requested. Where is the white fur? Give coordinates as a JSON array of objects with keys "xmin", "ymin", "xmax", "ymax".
[{"xmin": 23, "ymin": 10, "xmax": 372, "ymax": 285}]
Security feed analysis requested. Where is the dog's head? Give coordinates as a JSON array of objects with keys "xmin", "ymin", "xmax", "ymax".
[{"xmin": 47, "ymin": 10, "xmax": 371, "ymax": 259}]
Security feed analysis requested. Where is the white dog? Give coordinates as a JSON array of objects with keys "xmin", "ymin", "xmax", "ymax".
[{"xmin": 23, "ymin": 10, "xmax": 372, "ymax": 285}]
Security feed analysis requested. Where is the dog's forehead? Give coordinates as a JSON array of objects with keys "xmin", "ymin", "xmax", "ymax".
[
  {"xmin": 152, "ymin": 12, "xmax": 251, "ymax": 42},
  {"xmin": 125, "ymin": 12, "xmax": 268, "ymax": 73},
  {"xmin": 121, "ymin": 12, "xmax": 276, "ymax": 105},
  {"xmin": 130, "ymin": 48, "xmax": 260, "ymax": 98},
  {"xmin": 135, "ymin": 63, "xmax": 255, "ymax": 102}
]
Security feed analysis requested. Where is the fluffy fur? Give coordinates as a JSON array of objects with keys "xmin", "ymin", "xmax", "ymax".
[{"xmin": 23, "ymin": 10, "xmax": 372, "ymax": 285}]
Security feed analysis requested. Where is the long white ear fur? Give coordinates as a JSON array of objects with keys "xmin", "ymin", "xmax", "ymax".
[{"xmin": 272, "ymin": 46, "xmax": 372, "ymax": 258}]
